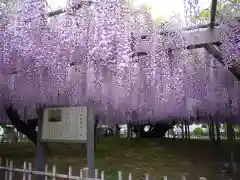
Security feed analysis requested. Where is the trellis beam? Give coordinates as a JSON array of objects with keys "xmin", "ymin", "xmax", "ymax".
[
  {"xmin": 204, "ymin": 44, "xmax": 240, "ymax": 81},
  {"xmin": 47, "ymin": 1, "xmax": 93, "ymax": 17},
  {"xmin": 171, "ymin": 26, "xmax": 221, "ymax": 49},
  {"xmin": 47, "ymin": 1, "xmax": 221, "ymax": 50},
  {"xmin": 158, "ymin": 23, "xmax": 219, "ymax": 35},
  {"xmin": 134, "ymin": 26, "xmax": 221, "ymax": 52},
  {"xmin": 47, "ymin": 8, "xmax": 66, "ymax": 17}
]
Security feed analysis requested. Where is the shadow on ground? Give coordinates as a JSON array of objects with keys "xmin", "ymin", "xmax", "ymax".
[{"xmin": 0, "ymin": 138, "xmax": 239, "ymax": 180}]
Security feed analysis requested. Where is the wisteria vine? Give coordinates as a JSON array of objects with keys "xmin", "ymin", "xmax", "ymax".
[{"xmin": 0, "ymin": 0, "xmax": 239, "ymax": 124}]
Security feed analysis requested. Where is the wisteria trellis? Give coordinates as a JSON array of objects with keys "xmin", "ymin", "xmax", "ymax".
[{"xmin": 0, "ymin": 0, "xmax": 239, "ymax": 124}]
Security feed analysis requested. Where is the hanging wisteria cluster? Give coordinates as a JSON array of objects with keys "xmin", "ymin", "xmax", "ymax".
[
  {"xmin": 0, "ymin": 0, "xmax": 239, "ymax": 124},
  {"xmin": 217, "ymin": 3, "xmax": 240, "ymax": 67}
]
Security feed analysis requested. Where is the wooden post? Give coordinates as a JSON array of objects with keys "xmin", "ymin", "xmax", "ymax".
[
  {"xmin": 172, "ymin": 128, "xmax": 175, "ymax": 139},
  {"xmin": 208, "ymin": 122, "xmax": 212, "ymax": 140},
  {"xmin": 0, "ymin": 158, "xmax": 6, "ymax": 180},
  {"xmin": 184, "ymin": 120, "xmax": 188, "ymax": 140},
  {"xmin": 127, "ymin": 123, "xmax": 131, "ymax": 139},
  {"xmin": 187, "ymin": 124, "xmax": 190, "ymax": 139},
  {"xmin": 167, "ymin": 130, "xmax": 170, "ymax": 138},
  {"xmin": 227, "ymin": 118, "xmax": 235, "ymax": 175},
  {"xmin": 94, "ymin": 116, "xmax": 99, "ymax": 152},
  {"xmin": 36, "ymin": 106, "xmax": 45, "ymax": 180},
  {"xmin": 207, "ymin": 115, "xmax": 214, "ymax": 140},
  {"xmin": 115, "ymin": 124, "xmax": 120, "ymax": 137},
  {"xmin": 215, "ymin": 120, "xmax": 220, "ymax": 140},
  {"xmin": 227, "ymin": 120, "xmax": 233, "ymax": 141},
  {"xmin": 211, "ymin": 116, "xmax": 215, "ymax": 140},
  {"xmin": 227, "ymin": 98, "xmax": 237, "ymax": 175},
  {"xmin": 181, "ymin": 122, "xmax": 184, "ymax": 139},
  {"xmin": 87, "ymin": 108, "xmax": 95, "ymax": 178},
  {"xmin": 233, "ymin": 125, "xmax": 236, "ymax": 140},
  {"xmin": 130, "ymin": 124, "xmax": 133, "ymax": 138}
]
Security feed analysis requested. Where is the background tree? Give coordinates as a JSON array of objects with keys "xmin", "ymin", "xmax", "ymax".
[
  {"xmin": 201, "ymin": 124, "xmax": 208, "ymax": 129},
  {"xmin": 221, "ymin": 124, "xmax": 227, "ymax": 132},
  {"xmin": 139, "ymin": 4, "xmax": 152, "ymax": 14},
  {"xmin": 193, "ymin": 127, "xmax": 203, "ymax": 136},
  {"xmin": 196, "ymin": 0, "xmax": 239, "ymax": 20},
  {"xmin": 153, "ymin": 16, "xmax": 165, "ymax": 25},
  {"xmin": 138, "ymin": 3, "xmax": 167, "ymax": 25}
]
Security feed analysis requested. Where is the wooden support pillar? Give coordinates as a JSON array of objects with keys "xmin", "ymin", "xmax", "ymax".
[
  {"xmin": 172, "ymin": 128, "xmax": 176, "ymax": 139},
  {"xmin": 130, "ymin": 124, "xmax": 133, "ymax": 138},
  {"xmin": 208, "ymin": 115, "xmax": 215, "ymax": 140},
  {"xmin": 184, "ymin": 120, "xmax": 188, "ymax": 140},
  {"xmin": 227, "ymin": 120, "xmax": 233, "ymax": 141},
  {"xmin": 167, "ymin": 130, "xmax": 170, "ymax": 138},
  {"xmin": 215, "ymin": 121, "xmax": 220, "ymax": 140},
  {"xmin": 211, "ymin": 117, "xmax": 215, "ymax": 140},
  {"xmin": 208, "ymin": 122, "xmax": 213, "ymax": 140},
  {"xmin": 233, "ymin": 125, "xmax": 236, "ymax": 140},
  {"xmin": 227, "ymin": 118, "xmax": 236, "ymax": 175},
  {"xmin": 181, "ymin": 122, "xmax": 185, "ymax": 139},
  {"xmin": 127, "ymin": 123, "xmax": 132, "ymax": 139},
  {"xmin": 187, "ymin": 124, "xmax": 190, "ymax": 139},
  {"xmin": 227, "ymin": 97, "xmax": 237, "ymax": 175},
  {"xmin": 0, "ymin": 158, "xmax": 6, "ymax": 178},
  {"xmin": 94, "ymin": 116, "xmax": 99, "ymax": 152},
  {"xmin": 115, "ymin": 124, "xmax": 120, "ymax": 137}
]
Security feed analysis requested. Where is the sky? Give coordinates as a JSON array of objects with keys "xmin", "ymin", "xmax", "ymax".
[{"xmin": 47, "ymin": 0, "xmax": 212, "ymax": 20}]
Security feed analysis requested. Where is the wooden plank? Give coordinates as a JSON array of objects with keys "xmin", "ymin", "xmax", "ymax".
[
  {"xmin": 47, "ymin": 1, "xmax": 93, "ymax": 17},
  {"xmin": 204, "ymin": 44, "xmax": 240, "ymax": 81},
  {"xmin": 133, "ymin": 26, "xmax": 221, "ymax": 52},
  {"xmin": 164, "ymin": 26, "xmax": 221, "ymax": 49}
]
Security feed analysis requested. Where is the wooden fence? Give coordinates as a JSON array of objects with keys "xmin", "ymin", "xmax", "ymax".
[{"xmin": 0, "ymin": 158, "xmax": 208, "ymax": 180}]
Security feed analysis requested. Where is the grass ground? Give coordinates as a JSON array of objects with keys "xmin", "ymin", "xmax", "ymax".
[{"xmin": 0, "ymin": 137, "xmax": 240, "ymax": 180}]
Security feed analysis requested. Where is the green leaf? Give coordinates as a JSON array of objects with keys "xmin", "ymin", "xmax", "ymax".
[{"xmin": 154, "ymin": 16, "xmax": 165, "ymax": 25}]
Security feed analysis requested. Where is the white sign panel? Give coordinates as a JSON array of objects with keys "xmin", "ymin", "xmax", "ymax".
[{"xmin": 42, "ymin": 106, "xmax": 88, "ymax": 142}]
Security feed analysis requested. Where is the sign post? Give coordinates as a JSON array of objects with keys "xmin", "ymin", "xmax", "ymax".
[
  {"xmin": 41, "ymin": 106, "xmax": 95, "ymax": 178},
  {"xmin": 36, "ymin": 106, "xmax": 45, "ymax": 180},
  {"xmin": 87, "ymin": 108, "xmax": 95, "ymax": 178}
]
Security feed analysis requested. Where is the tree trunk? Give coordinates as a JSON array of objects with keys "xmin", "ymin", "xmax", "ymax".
[
  {"xmin": 6, "ymin": 106, "xmax": 38, "ymax": 145},
  {"xmin": 5, "ymin": 105, "xmax": 50, "ymax": 153}
]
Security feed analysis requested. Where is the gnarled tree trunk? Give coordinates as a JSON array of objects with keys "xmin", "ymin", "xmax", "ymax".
[
  {"xmin": 5, "ymin": 105, "xmax": 50, "ymax": 152},
  {"xmin": 5, "ymin": 106, "xmax": 38, "ymax": 145}
]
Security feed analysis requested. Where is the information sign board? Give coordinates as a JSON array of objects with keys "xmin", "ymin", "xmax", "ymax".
[{"xmin": 41, "ymin": 106, "xmax": 88, "ymax": 142}]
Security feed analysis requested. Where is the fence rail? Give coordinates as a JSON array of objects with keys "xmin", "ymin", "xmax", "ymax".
[
  {"xmin": 0, "ymin": 159, "xmax": 103, "ymax": 180},
  {"xmin": 0, "ymin": 158, "xmax": 208, "ymax": 180}
]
